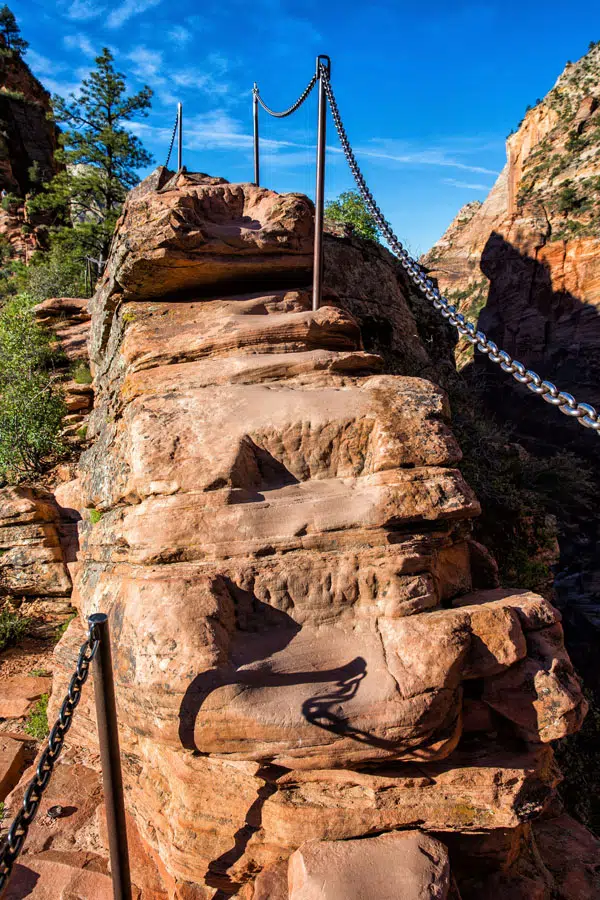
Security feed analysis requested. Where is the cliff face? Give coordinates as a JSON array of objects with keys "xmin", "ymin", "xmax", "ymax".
[
  {"xmin": 3, "ymin": 168, "xmax": 595, "ymax": 900},
  {"xmin": 422, "ymin": 41, "xmax": 600, "ymax": 452},
  {"xmin": 0, "ymin": 50, "xmax": 58, "ymax": 196}
]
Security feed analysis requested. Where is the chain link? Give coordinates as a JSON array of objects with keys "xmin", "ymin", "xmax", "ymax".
[
  {"xmin": 164, "ymin": 110, "xmax": 179, "ymax": 169},
  {"xmin": 320, "ymin": 64, "xmax": 600, "ymax": 434},
  {"xmin": 253, "ymin": 74, "xmax": 317, "ymax": 118},
  {"xmin": 0, "ymin": 622, "xmax": 100, "ymax": 892}
]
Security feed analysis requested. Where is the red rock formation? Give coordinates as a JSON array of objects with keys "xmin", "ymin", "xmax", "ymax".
[
  {"xmin": 421, "ymin": 43, "xmax": 600, "ymax": 452},
  {"xmin": 0, "ymin": 51, "xmax": 58, "ymax": 196},
  {"xmin": 5, "ymin": 171, "xmax": 595, "ymax": 900}
]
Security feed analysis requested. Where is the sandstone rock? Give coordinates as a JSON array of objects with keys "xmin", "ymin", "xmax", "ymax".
[
  {"xmin": 287, "ymin": 831, "xmax": 450, "ymax": 900},
  {"xmin": 533, "ymin": 813, "xmax": 600, "ymax": 899},
  {"xmin": 482, "ymin": 623, "xmax": 588, "ymax": 741},
  {"xmin": 0, "ymin": 734, "xmax": 27, "ymax": 799},
  {"xmin": 0, "ymin": 486, "xmax": 72, "ymax": 600},
  {"xmin": 0, "ymin": 675, "xmax": 51, "ymax": 718},
  {"xmin": 0, "ymin": 51, "xmax": 58, "ymax": 198},
  {"xmin": 43, "ymin": 170, "xmax": 587, "ymax": 896},
  {"xmin": 2, "ymin": 853, "xmax": 120, "ymax": 900},
  {"xmin": 89, "ymin": 175, "xmax": 315, "ymax": 360}
]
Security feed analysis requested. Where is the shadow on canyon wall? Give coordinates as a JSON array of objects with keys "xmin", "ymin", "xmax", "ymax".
[{"xmin": 463, "ymin": 231, "xmax": 600, "ymax": 457}]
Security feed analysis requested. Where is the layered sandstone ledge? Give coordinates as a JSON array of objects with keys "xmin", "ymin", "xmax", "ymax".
[{"xmin": 5, "ymin": 171, "xmax": 597, "ymax": 900}]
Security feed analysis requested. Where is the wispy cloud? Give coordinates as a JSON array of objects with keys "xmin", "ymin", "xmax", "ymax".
[
  {"xmin": 442, "ymin": 178, "xmax": 492, "ymax": 191},
  {"xmin": 27, "ymin": 50, "xmax": 59, "ymax": 78},
  {"xmin": 67, "ymin": 0, "xmax": 105, "ymax": 20},
  {"xmin": 168, "ymin": 25, "xmax": 191, "ymax": 46},
  {"xmin": 359, "ymin": 143, "xmax": 500, "ymax": 176},
  {"xmin": 64, "ymin": 33, "xmax": 96, "ymax": 56},
  {"xmin": 107, "ymin": 0, "xmax": 162, "ymax": 29},
  {"xmin": 128, "ymin": 45, "xmax": 164, "ymax": 79}
]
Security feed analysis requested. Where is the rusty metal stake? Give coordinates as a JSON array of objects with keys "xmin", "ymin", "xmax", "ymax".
[
  {"xmin": 253, "ymin": 83, "xmax": 260, "ymax": 186},
  {"xmin": 88, "ymin": 613, "xmax": 132, "ymax": 900},
  {"xmin": 312, "ymin": 55, "xmax": 330, "ymax": 312}
]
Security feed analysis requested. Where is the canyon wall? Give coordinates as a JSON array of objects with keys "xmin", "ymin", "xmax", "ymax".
[{"xmin": 422, "ymin": 41, "xmax": 600, "ymax": 454}]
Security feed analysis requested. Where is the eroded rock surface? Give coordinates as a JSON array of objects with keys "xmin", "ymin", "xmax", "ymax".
[{"xmin": 36, "ymin": 172, "xmax": 589, "ymax": 899}]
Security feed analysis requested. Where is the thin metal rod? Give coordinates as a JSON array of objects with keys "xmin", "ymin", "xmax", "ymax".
[
  {"xmin": 89, "ymin": 613, "xmax": 132, "ymax": 900},
  {"xmin": 312, "ymin": 56, "xmax": 330, "ymax": 312},
  {"xmin": 253, "ymin": 84, "xmax": 260, "ymax": 186},
  {"xmin": 177, "ymin": 102, "xmax": 183, "ymax": 170}
]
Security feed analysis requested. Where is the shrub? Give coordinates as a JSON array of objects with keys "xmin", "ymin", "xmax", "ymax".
[
  {"xmin": 25, "ymin": 693, "xmax": 49, "ymax": 740},
  {"xmin": 21, "ymin": 246, "xmax": 88, "ymax": 305},
  {"xmin": 0, "ymin": 608, "xmax": 29, "ymax": 651},
  {"xmin": 1, "ymin": 191, "xmax": 20, "ymax": 213},
  {"xmin": 71, "ymin": 362, "xmax": 92, "ymax": 385},
  {"xmin": 0, "ymin": 294, "xmax": 66, "ymax": 479},
  {"xmin": 325, "ymin": 191, "xmax": 380, "ymax": 241},
  {"xmin": 556, "ymin": 183, "xmax": 581, "ymax": 215}
]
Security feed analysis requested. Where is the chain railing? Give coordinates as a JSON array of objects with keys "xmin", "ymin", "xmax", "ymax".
[
  {"xmin": 0, "ymin": 613, "xmax": 132, "ymax": 899},
  {"xmin": 253, "ymin": 73, "xmax": 317, "ymax": 119},
  {"xmin": 165, "ymin": 102, "xmax": 183, "ymax": 171},
  {"xmin": 253, "ymin": 56, "xmax": 330, "ymax": 309},
  {"xmin": 318, "ymin": 62, "xmax": 600, "ymax": 434}
]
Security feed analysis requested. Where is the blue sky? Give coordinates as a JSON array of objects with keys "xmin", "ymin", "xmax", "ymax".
[{"xmin": 13, "ymin": 0, "xmax": 600, "ymax": 254}]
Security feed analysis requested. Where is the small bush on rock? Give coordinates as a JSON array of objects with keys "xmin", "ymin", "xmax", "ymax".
[{"xmin": 0, "ymin": 608, "xmax": 29, "ymax": 651}]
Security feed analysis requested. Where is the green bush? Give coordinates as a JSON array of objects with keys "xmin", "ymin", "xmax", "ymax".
[
  {"xmin": 325, "ymin": 191, "xmax": 380, "ymax": 241},
  {"xmin": 557, "ymin": 182, "xmax": 581, "ymax": 215},
  {"xmin": 1, "ymin": 191, "xmax": 20, "ymax": 213},
  {"xmin": 71, "ymin": 362, "xmax": 92, "ymax": 385},
  {"xmin": 25, "ymin": 693, "xmax": 49, "ymax": 740},
  {"xmin": 0, "ymin": 294, "xmax": 66, "ymax": 479},
  {"xmin": 0, "ymin": 608, "xmax": 29, "ymax": 651},
  {"xmin": 21, "ymin": 246, "xmax": 88, "ymax": 305}
]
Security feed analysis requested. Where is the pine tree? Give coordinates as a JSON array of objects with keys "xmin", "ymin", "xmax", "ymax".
[
  {"xmin": 30, "ymin": 48, "xmax": 153, "ymax": 256},
  {"xmin": 0, "ymin": 5, "xmax": 28, "ymax": 55}
]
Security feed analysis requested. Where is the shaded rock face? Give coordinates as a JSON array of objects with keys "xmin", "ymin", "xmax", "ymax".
[
  {"xmin": 46, "ymin": 172, "xmax": 590, "ymax": 899},
  {"xmin": 0, "ymin": 53, "xmax": 58, "ymax": 195},
  {"xmin": 421, "ymin": 42, "xmax": 600, "ymax": 454}
]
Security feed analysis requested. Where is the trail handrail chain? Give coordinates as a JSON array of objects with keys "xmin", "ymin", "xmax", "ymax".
[
  {"xmin": 253, "ymin": 74, "xmax": 317, "ymax": 118},
  {"xmin": 164, "ymin": 109, "xmax": 179, "ymax": 169},
  {"xmin": 319, "ymin": 63, "xmax": 600, "ymax": 433},
  {"xmin": 0, "ymin": 623, "xmax": 101, "ymax": 892}
]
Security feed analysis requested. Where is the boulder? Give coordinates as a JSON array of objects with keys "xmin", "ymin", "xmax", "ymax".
[{"xmin": 287, "ymin": 831, "xmax": 450, "ymax": 900}]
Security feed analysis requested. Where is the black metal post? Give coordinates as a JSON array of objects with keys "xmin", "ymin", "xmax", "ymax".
[
  {"xmin": 312, "ymin": 55, "xmax": 330, "ymax": 312},
  {"xmin": 177, "ymin": 102, "xmax": 183, "ymax": 171},
  {"xmin": 88, "ymin": 613, "xmax": 132, "ymax": 900},
  {"xmin": 253, "ymin": 84, "xmax": 260, "ymax": 186}
]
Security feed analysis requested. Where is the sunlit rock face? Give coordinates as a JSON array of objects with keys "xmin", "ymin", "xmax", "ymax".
[
  {"xmin": 421, "ymin": 44, "xmax": 600, "ymax": 451},
  {"xmin": 47, "ymin": 170, "xmax": 589, "ymax": 900}
]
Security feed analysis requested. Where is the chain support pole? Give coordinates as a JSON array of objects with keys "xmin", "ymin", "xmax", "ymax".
[
  {"xmin": 177, "ymin": 102, "xmax": 183, "ymax": 171},
  {"xmin": 312, "ymin": 55, "xmax": 330, "ymax": 312},
  {"xmin": 253, "ymin": 84, "xmax": 260, "ymax": 186},
  {"xmin": 89, "ymin": 614, "xmax": 132, "ymax": 900}
]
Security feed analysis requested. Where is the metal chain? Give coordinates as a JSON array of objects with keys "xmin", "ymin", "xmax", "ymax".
[
  {"xmin": 0, "ymin": 622, "xmax": 100, "ymax": 892},
  {"xmin": 253, "ymin": 74, "xmax": 317, "ymax": 118},
  {"xmin": 164, "ymin": 110, "xmax": 179, "ymax": 169},
  {"xmin": 320, "ymin": 64, "xmax": 600, "ymax": 434}
]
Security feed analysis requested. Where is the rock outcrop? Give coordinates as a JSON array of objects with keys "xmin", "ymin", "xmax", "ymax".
[
  {"xmin": 0, "ymin": 51, "xmax": 58, "ymax": 197},
  {"xmin": 0, "ymin": 486, "xmax": 71, "ymax": 618},
  {"xmin": 6, "ymin": 170, "xmax": 595, "ymax": 900},
  {"xmin": 421, "ymin": 41, "xmax": 600, "ymax": 453}
]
